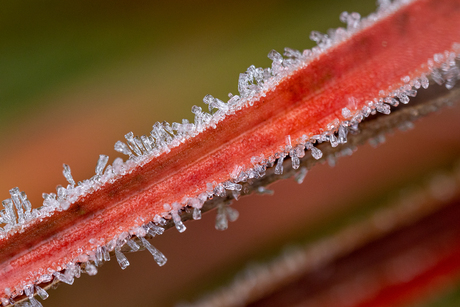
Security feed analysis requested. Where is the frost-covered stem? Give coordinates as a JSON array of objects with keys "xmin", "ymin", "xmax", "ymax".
[
  {"xmin": 2, "ymin": 0, "xmax": 460, "ymax": 304},
  {"xmin": 168, "ymin": 84, "xmax": 460, "ymax": 230}
]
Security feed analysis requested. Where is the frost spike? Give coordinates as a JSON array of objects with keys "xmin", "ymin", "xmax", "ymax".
[
  {"xmin": 215, "ymin": 204, "xmax": 228, "ymax": 231},
  {"xmin": 310, "ymin": 147, "xmax": 323, "ymax": 160},
  {"xmin": 29, "ymin": 297, "xmax": 42, "ymax": 307},
  {"xmin": 126, "ymin": 238, "xmax": 140, "ymax": 252},
  {"xmin": 114, "ymin": 141, "xmax": 133, "ymax": 157},
  {"xmin": 85, "ymin": 263, "xmax": 98, "ymax": 276},
  {"xmin": 95, "ymin": 155, "xmax": 109, "ymax": 176},
  {"xmin": 140, "ymin": 237, "xmax": 167, "ymax": 267},
  {"xmin": 124, "ymin": 132, "xmax": 143, "ymax": 156},
  {"xmin": 147, "ymin": 222, "xmax": 165, "ymax": 237},
  {"xmin": 338, "ymin": 125, "xmax": 348, "ymax": 144},
  {"xmin": 294, "ymin": 167, "xmax": 308, "ymax": 184},
  {"xmin": 193, "ymin": 207, "xmax": 202, "ymax": 220},
  {"xmin": 62, "ymin": 164, "xmax": 75, "ymax": 186},
  {"xmin": 274, "ymin": 156, "xmax": 284, "ymax": 175},
  {"xmin": 34, "ymin": 286, "xmax": 48, "ymax": 300},
  {"xmin": 115, "ymin": 248, "xmax": 130, "ymax": 270}
]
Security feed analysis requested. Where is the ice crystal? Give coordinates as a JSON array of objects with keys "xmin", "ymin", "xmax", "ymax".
[
  {"xmin": 115, "ymin": 248, "xmax": 130, "ymax": 270},
  {"xmin": 140, "ymin": 237, "xmax": 167, "ymax": 267},
  {"xmin": 62, "ymin": 164, "xmax": 76, "ymax": 186}
]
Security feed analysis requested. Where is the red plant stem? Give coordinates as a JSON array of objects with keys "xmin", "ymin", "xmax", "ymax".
[
  {"xmin": 1, "ymin": 0, "xmax": 460, "ymax": 300},
  {"xmin": 246, "ymin": 197, "xmax": 460, "ymax": 307}
]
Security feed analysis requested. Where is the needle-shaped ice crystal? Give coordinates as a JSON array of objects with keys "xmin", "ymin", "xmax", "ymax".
[
  {"xmin": 24, "ymin": 285, "xmax": 34, "ymax": 298},
  {"xmin": 329, "ymin": 133, "xmax": 339, "ymax": 147},
  {"xmin": 2, "ymin": 199, "xmax": 16, "ymax": 226},
  {"xmin": 114, "ymin": 141, "xmax": 133, "ymax": 157},
  {"xmin": 85, "ymin": 263, "xmax": 98, "ymax": 276},
  {"xmin": 420, "ymin": 74, "xmax": 430, "ymax": 89},
  {"xmin": 215, "ymin": 204, "xmax": 228, "ymax": 231},
  {"xmin": 62, "ymin": 164, "xmax": 76, "ymax": 186},
  {"xmin": 215, "ymin": 204, "xmax": 239, "ymax": 231},
  {"xmin": 29, "ymin": 297, "xmax": 42, "ymax": 307},
  {"xmin": 214, "ymin": 184, "xmax": 226, "ymax": 197},
  {"xmin": 95, "ymin": 154, "xmax": 109, "ymax": 176},
  {"xmin": 193, "ymin": 207, "xmax": 202, "ymax": 220},
  {"xmin": 268, "ymin": 49, "xmax": 284, "ymax": 75},
  {"xmin": 115, "ymin": 248, "xmax": 130, "ymax": 270},
  {"xmin": 309, "ymin": 31, "xmax": 331, "ymax": 49},
  {"xmin": 222, "ymin": 181, "xmax": 242, "ymax": 191},
  {"xmin": 295, "ymin": 167, "xmax": 308, "ymax": 184},
  {"xmin": 1, "ymin": 298, "xmax": 8, "ymax": 306},
  {"xmin": 146, "ymin": 222, "xmax": 164, "ymax": 237},
  {"xmin": 173, "ymin": 216, "xmax": 186, "ymax": 233},
  {"xmin": 225, "ymin": 206, "xmax": 239, "ymax": 222},
  {"xmin": 35, "ymin": 285, "xmax": 48, "ymax": 300},
  {"xmin": 53, "ymin": 271, "xmax": 74, "ymax": 285},
  {"xmin": 338, "ymin": 125, "xmax": 348, "ymax": 144},
  {"xmin": 9, "ymin": 188, "xmax": 24, "ymax": 224},
  {"xmin": 140, "ymin": 237, "xmax": 167, "ymax": 267},
  {"xmin": 310, "ymin": 147, "xmax": 323, "ymax": 160},
  {"xmin": 274, "ymin": 156, "xmax": 284, "ymax": 175},
  {"xmin": 124, "ymin": 132, "xmax": 142, "ymax": 156},
  {"xmin": 256, "ymin": 186, "xmax": 275, "ymax": 195},
  {"xmin": 284, "ymin": 47, "xmax": 302, "ymax": 60},
  {"xmin": 126, "ymin": 238, "xmax": 140, "ymax": 252},
  {"xmin": 290, "ymin": 150, "xmax": 300, "ymax": 170}
]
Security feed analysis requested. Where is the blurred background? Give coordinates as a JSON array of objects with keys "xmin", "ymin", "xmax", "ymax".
[{"xmin": 2, "ymin": 0, "xmax": 460, "ymax": 306}]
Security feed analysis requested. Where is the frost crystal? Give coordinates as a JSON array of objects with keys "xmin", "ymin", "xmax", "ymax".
[
  {"xmin": 310, "ymin": 147, "xmax": 323, "ymax": 160},
  {"xmin": 62, "ymin": 164, "xmax": 75, "ymax": 186},
  {"xmin": 140, "ymin": 237, "xmax": 167, "ymax": 267},
  {"xmin": 338, "ymin": 125, "xmax": 348, "ymax": 144},
  {"xmin": 274, "ymin": 156, "xmax": 284, "ymax": 175},
  {"xmin": 226, "ymin": 206, "xmax": 239, "ymax": 222},
  {"xmin": 294, "ymin": 167, "xmax": 308, "ymax": 184},
  {"xmin": 215, "ymin": 204, "xmax": 228, "ymax": 231},
  {"xmin": 340, "ymin": 12, "xmax": 361, "ymax": 30},
  {"xmin": 146, "ymin": 222, "xmax": 165, "ymax": 237},
  {"xmin": 2, "ymin": 199, "xmax": 16, "ymax": 227},
  {"xmin": 268, "ymin": 50, "xmax": 284, "ymax": 76},
  {"xmin": 29, "ymin": 297, "xmax": 42, "ymax": 307},
  {"xmin": 126, "ymin": 238, "xmax": 140, "ymax": 252},
  {"xmin": 215, "ymin": 204, "xmax": 239, "ymax": 231},
  {"xmin": 290, "ymin": 150, "xmax": 300, "ymax": 170},
  {"xmin": 256, "ymin": 186, "xmax": 274, "ymax": 195},
  {"xmin": 123, "ymin": 132, "xmax": 141, "ymax": 156},
  {"xmin": 309, "ymin": 31, "xmax": 331, "ymax": 50},
  {"xmin": 114, "ymin": 141, "xmax": 133, "ymax": 157},
  {"xmin": 115, "ymin": 248, "xmax": 130, "ymax": 270},
  {"xmin": 95, "ymin": 246, "xmax": 104, "ymax": 263},
  {"xmin": 35, "ymin": 286, "xmax": 48, "ymax": 300},
  {"xmin": 222, "ymin": 181, "xmax": 242, "ymax": 191},
  {"xmin": 9, "ymin": 188, "xmax": 25, "ymax": 224},
  {"xmin": 193, "ymin": 207, "xmax": 202, "ymax": 220},
  {"xmin": 85, "ymin": 263, "xmax": 98, "ymax": 276},
  {"xmin": 95, "ymin": 154, "xmax": 109, "ymax": 176},
  {"xmin": 53, "ymin": 271, "xmax": 74, "ymax": 285},
  {"xmin": 169, "ymin": 202, "xmax": 186, "ymax": 233},
  {"xmin": 342, "ymin": 107, "xmax": 352, "ymax": 119},
  {"xmin": 24, "ymin": 285, "xmax": 34, "ymax": 298},
  {"xmin": 329, "ymin": 133, "xmax": 339, "ymax": 147}
]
